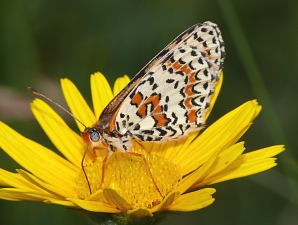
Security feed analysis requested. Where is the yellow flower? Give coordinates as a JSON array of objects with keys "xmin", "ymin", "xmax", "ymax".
[{"xmin": 0, "ymin": 72, "xmax": 284, "ymax": 219}]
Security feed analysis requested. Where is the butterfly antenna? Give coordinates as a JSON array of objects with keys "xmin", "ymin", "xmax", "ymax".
[
  {"xmin": 27, "ymin": 87, "xmax": 87, "ymax": 129},
  {"xmin": 28, "ymin": 87, "xmax": 92, "ymax": 194}
]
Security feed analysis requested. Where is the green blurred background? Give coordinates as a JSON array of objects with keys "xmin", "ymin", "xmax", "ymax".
[{"xmin": 0, "ymin": 0, "xmax": 297, "ymax": 224}]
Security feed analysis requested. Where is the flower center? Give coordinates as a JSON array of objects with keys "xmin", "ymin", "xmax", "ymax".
[{"xmin": 75, "ymin": 147, "xmax": 181, "ymax": 209}]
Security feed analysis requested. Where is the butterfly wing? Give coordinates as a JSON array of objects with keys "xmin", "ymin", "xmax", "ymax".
[{"xmin": 98, "ymin": 21, "xmax": 225, "ymax": 143}]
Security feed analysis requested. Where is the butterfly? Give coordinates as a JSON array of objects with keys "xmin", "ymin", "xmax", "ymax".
[
  {"xmin": 81, "ymin": 21, "xmax": 225, "ymax": 156},
  {"xmin": 29, "ymin": 21, "xmax": 225, "ymax": 194}
]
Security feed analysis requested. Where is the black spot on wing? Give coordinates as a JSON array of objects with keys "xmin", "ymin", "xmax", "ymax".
[
  {"xmin": 179, "ymin": 87, "xmax": 186, "ymax": 97},
  {"xmin": 212, "ymin": 36, "xmax": 217, "ymax": 44},
  {"xmin": 191, "ymin": 50, "xmax": 197, "ymax": 57},
  {"xmin": 179, "ymin": 48, "xmax": 186, "ymax": 53},
  {"xmin": 166, "ymin": 79, "xmax": 175, "ymax": 83},
  {"xmin": 134, "ymin": 123, "xmax": 140, "ymax": 130},
  {"xmin": 135, "ymin": 134, "xmax": 144, "ymax": 141},
  {"xmin": 154, "ymin": 137, "xmax": 162, "ymax": 141},
  {"xmin": 163, "ymin": 104, "xmax": 168, "ymax": 112},
  {"xmin": 198, "ymin": 58, "xmax": 204, "ymax": 65},
  {"xmin": 122, "ymin": 120, "xmax": 126, "ymax": 127},
  {"xmin": 142, "ymin": 130, "xmax": 154, "ymax": 135},
  {"xmin": 188, "ymin": 61, "xmax": 195, "ymax": 70},
  {"xmin": 156, "ymin": 127, "xmax": 167, "ymax": 136},
  {"xmin": 166, "ymin": 126, "xmax": 177, "ymax": 137},
  {"xmin": 184, "ymin": 76, "xmax": 188, "ymax": 84},
  {"xmin": 197, "ymin": 36, "xmax": 203, "ymax": 42},
  {"xmin": 168, "ymin": 67, "xmax": 174, "ymax": 74},
  {"xmin": 152, "ymin": 83, "xmax": 158, "ymax": 90},
  {"xmin": 165, "ymin": 96, "xmax": 169, "ymax": 103},
  {"xmin": 178, "ymin": 58, "xmax": 186, "ymax": 65},
  {"xmin": 146, "ymin": 136, "xmax": 153, "ymax": 141},
  {"xmin": 172, "ymin": 112, "xmax": 178, "ymax": 124},
  {"xmin": 116, "ymin": 122, "xmax": 120, "ymax": 131},
  {"xmin": 175, "ymin": 71, "xmax": 184, "ymax": 76},
  {"xmin": 178, "ymin": 124, "xmax": 185, "ymax": 135},
  {"xmin": 148, "ymin": 77, "xmax": 154, "ymax": 85},
  {"xmin": 174, "ymin": 81, "xmax": 179, "ymax": 89}
]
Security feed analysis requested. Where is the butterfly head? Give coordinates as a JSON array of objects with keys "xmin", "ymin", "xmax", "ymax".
[{"xmin": 81, "ymin": 127, "xmax": 102, "ymax": 147}]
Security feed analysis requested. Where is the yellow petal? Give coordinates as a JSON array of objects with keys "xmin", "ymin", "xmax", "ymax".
[
  {"xmin": 241, "ymin": 145, "xmax": 285, "ymax": 160},
  {"xmin": 150, "ymin": 140, "xmax": 179, "ymax": 159},
  {"xmin": 91, "ymin": 72, "xmax": 114, "ymax": 118},
  {"xmin": 127, "ymin": 208, "xmax": 153, "ymax": 218},
  {"xmin": 0, "ymin": 188, "xmax": 48, "ymax": 201},
  {"xmin": 188, "ymin": 143, "xmax": 245, "ymax": 189},
  {"xmin": 61, "ymin": 78, "xmax": 96, "ymax": 129},
  {"xmin": 43, "ymin": 198, "xmax": 76, "ymax": 207},
  {"xmin": 195, "ymin": 145, "xmax": 285, "ymax": 187},
  {"xmin": 203, "ymin": 142, "xmax": 246, "ymax": 179},
  {"xmin": 0, "ymin": 169, "xmax": 41, "ymax": 192},
  {"xmin": 88, "ymin": 189, "xmax": 105, "ymax": 202},
  {"xmin": 166, "ymin": 188, "xmax": 216, "ymax": 212},
  {"xmin": 103, "ymin": 188, "xmax": 132, "ymax": 211},
  {"xmin": 179, "ymin": 100, "xmax": 261, "ymax": 175},
  {"xmin": 113, "ymin": 75, "xmax": 130, "ymax": 96},
  {"xmin": 0, "ymin": 122, "xmax": 77, "ymax": 192},
  {"xmin": 17, "ymin": 169, "xmax": 76, "ymax": 198},
  {"xmin": 175, "ymin": 152, "xmax": 218, "ymax": 194},
  {"xmin": 154, "ymin": 132, "xmax": 198, "ymax": 164},
  {"xmin": 68, "ymin": 198, "xmax": 120, "ymax": 213},
  {"xmin": 30, "ymin": 99, "xmax": 90, "ymax": 166},
  {"xmin": 150, "ymin": 191, "xmax": 180, "ymax": 213}
]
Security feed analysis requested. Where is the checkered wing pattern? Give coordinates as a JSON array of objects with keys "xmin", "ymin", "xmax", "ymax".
[{"xmin": 112, "ymin": 22, "xmax": 225, "ymax": 142}]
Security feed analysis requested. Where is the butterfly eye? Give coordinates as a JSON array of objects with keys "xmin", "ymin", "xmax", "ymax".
[{"xmin": 89, "ymin": 128, "xmax": 101, "ymax": 142}]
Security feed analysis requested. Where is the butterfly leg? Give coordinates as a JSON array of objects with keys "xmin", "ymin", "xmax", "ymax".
[
  {"xmin": 81, "ymin": 145, "xmax": 92, "ymax": 194},
  {"xmin": 134, "ymin": 140, "xmax": 151, "ymax": 154},
  {"xmin": 81, "ymin": 145, "xmax": 109, "ymax": 194},
  {"xmin": 92, "ymin": 146, "xmax": 111, "ymax": 189},
  {"xmin": 99, "ymin": 154, "xmax": 109, "ymax": 189},
  {"xmin": 92, "ymin": 147, "xmax": 109, "ymax": 162},
  {"xmin": 127, "ymin": 152, "xmax": 163, "ymax": 197}
]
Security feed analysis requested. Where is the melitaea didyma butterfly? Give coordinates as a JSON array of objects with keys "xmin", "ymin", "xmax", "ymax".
[
  {"xmin": 29, "ymin": 21, "xmax": 225, "ymax": 194},
  {"xmin": 81, "ymin": 21, "xmax": 225, "ymax": 152}
]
